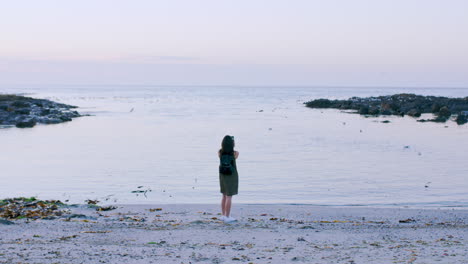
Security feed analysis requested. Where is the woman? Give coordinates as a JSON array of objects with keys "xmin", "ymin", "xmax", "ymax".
[{"xmin": 218, "ymin": 135, "xmax": 239, "ymax": 223}]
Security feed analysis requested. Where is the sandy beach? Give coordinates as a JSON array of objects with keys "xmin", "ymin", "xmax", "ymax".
[{"xmin": 1, "ymin": 204, "xmax": 467, "ymax": 264}]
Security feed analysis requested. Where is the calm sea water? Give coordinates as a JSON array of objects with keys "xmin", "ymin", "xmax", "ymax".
[{"xmin": 1, "ymin": 85, "xmax": 467, "ymax": 207}]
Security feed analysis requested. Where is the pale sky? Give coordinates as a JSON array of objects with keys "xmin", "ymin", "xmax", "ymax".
[{"xmin": 1, "ymin": 0, "xmax": 467, "ymax": 87}]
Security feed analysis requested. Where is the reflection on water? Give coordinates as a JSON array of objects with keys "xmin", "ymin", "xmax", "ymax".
[{"xmin": 0, "ymin": 85, "xmax": 467, "ymax": 206}]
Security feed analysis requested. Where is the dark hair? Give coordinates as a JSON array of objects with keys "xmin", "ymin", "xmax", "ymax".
[{"xmin": 220, "ymin": 135, "xmax": 235, "ymax": 154}]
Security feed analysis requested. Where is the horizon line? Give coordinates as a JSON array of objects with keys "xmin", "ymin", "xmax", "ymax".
[{"xmin": 1, "ymin": 83, "xmax": 468, "ymax": 90}]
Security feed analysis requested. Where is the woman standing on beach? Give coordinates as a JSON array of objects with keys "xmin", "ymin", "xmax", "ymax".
[{"xmin": 218, "ymin": 135, "xmax": 239, "ymax": 223}]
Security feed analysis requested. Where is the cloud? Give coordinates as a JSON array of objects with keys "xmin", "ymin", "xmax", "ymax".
[{"xmin": 114, "ymin": 55, "xmax": 201, "ymax": 64}]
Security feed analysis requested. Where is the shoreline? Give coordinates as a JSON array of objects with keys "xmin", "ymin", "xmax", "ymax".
[
  {"xmin": 113, "ymin": 203, "xmax": 468, "ymax": 211},
  {"xmin": 1, "ymin": 204, "xmax": 467, "ymax": 263}
]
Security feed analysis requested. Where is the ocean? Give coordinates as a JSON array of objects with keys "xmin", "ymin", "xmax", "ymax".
[{"xmin": 1, "ymin": 85, "xmax": 467, "ymax": 207}]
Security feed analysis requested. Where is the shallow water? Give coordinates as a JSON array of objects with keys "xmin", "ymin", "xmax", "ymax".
[{"xmin": 0, "ymin": 85, "xmax": 467, "ymax": 207}]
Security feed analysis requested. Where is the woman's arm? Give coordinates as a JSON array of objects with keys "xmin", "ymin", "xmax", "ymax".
[{"xmin": 234, "ymin": 151, "xmax": 239, "ymax": 159}]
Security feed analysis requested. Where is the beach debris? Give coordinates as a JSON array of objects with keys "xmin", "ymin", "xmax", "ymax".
[
  {"xmin": 148, "ymin": 240, "xmax": 166, "ymax": 245},
  {"xmin": 0, "ymin": 219, "xmax": 15, "ymax": 225},
  {"xmin": 0, "ymin": 197, "xmax": 66, "ymax": 220},
  {"xmin": 79, "ymin": 219, "xmax": 97, "ymax": 223},
  {"xmin": 366, "ymin": 221, "xmax": 385, "ymax": 224},
  {"xmin": 149, "ymin": 208, "xmax": 163, "ymax": 212},
  {"xmin": 96, "ymin": 206, "xmax": 117, "ymax": 212},
  {"xmin": 67, "ymin": 214, "xmax": 88, "ymax": 219},
  {"xmin": 399, "ymin": 218, "xmax": 416, "ymax": 223},
  {"xmin": 131, "ymin": 186, "xmax": 152, "ymax": 197},
  {"xmin": 119, "ymin": 216, "xmax": 146, "ymax": 222},
  {"xmin": 80, "ymin": 231, "xmax": 112, "ymax": 234},
  {"xmin": 59, "ymin": 235, "xmax": 78, "ymax": 241},
  {"xmin": 85, "ymin": 199, "xmax": 99, "ymax": 205},
  {"xmin": 292, "ymin": 256, "xmax": 306, "ymax": 261}
]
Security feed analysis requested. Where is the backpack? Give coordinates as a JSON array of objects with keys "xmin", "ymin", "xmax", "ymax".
[{"xmin": 219, "ymin": 153, "xmax": 234, "ymax": 175}]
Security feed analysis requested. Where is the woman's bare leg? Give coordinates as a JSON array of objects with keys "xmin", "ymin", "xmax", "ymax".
[
  {"xmin": 225, "ymin": 196, "xmax": 232, "ymax": 217},
  {"xmin": 221, "ymin": 195, "xmax": 227, "ymax": 216}
]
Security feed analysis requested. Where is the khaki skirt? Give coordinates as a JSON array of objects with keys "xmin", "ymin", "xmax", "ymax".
[{"xmin": 219, "ymin": 170, "xmax": 238, "ymax": 196}]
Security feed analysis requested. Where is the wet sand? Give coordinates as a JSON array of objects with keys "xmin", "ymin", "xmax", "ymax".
[{"xmin": 1, "ymin": 204, "xmax": 467, "ymax": 263}]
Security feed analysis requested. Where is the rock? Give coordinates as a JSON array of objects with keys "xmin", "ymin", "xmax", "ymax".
[
  {"xmin": 15, "ymin": 108, "xmax": 31, "ymax": 115},
  {"xmin": 418, "ymin": 116, "xmax": 449, "ymax": 123},
  {"xmin": 433, "ymin": 115, "xmax": 449, "ymax": 123},
  {"xmin": 0, "ymin": 94, "xmax": 83, "ymax": 128},
  {"xmin": 407, "ymin": 109, "xmax": 421, "ymax": 117},
  {"xmin": 40, "ymin": 109, "xmax": 51, "ymax": 116},
  {"xmin": 456, "ymin": 113, "xmax": 467, "ymax": 125},
  {"xmin": 41, "ymin": 117, "xmax": 62, "ymax": 124},
  {"xmin": 11, "ymin": 101, "xmax": 29, "ymax": 108},
  {"xmin": 15, "ymin": 118, "xmax": 37, "ymax": 128},
  {"xmin": 359, "ymin": 106, "xmax": 369, "ymax": 115},
  {"xmin": 60, "ymin": 116, "xmax": 72, "ymax": 122},
  {"xmin": 304, "ymin": 94, "xmax": 468, "ymax": 125},
  {"xmin": 305, "ymin": 99, "xmax": 333, "ymax": 108},
  {"xmin": 380, "ymin": 102, "xmax": 392, "ymax": 111},
  {"xmin": 431, "ymin": 103, "xmax": 441, "ymax": 113},
  {"xmin": 381, "ymin": 109, "xmax": 392, "ymax": 115},
  {"xmin": 368, "ymin": 107, "xmax": 380, "ymax": 115},
  {"xmin": 438, "ymin": 106, "xmax": 451, "ymax": 117}
]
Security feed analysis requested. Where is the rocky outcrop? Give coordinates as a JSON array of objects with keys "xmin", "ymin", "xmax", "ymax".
[
  {"xmin": 304, "ymin": 94, "xmax": 468, "ymax": 125},
  {"xmin": 0, "ymin": 94, "xmax": 83, "ymax": 128},
  {"xmin": 456, "ymin": 113, "xmax": 468, "ymax": 125}
]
